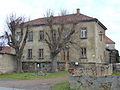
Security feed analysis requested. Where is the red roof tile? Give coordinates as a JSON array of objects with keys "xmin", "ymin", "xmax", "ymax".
[
  {"xmin": 27, "ymin": 13, "xmax": 107, "ymax": 30},
  {"xmin": 30, "ymin": 14, "xmax": 93, "ymax": 23},
  {"xmin": 28, "ymin": 13, "xmax": 93, "ymax": 24},
  {"xmin": 0, "ymin": 46, "xmax": 11, "ymax": 53},
  {"xmin": 105, "ymin": 36, "xmax": 115, "ymax": 44}
]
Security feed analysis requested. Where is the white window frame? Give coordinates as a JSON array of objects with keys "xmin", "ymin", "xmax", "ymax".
[
  {"xmin": 81, "ymin": 27, "xmax": 87, "ymax": 38},
  {"xmin": 17, "ymin": 32, "xmax": 21, "ymax": 41}
]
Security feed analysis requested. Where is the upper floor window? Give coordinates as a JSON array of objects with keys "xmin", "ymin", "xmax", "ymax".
[
  {"xmin": 28, "ymin": 49, "xmax": 32, "ymax": 59},
  {"xmin": 99, "ymin": 31, "xmax": 103, "ymax": 41},
  {"xmin": 80, "ymin": 48, "xmax": 87, "ymax": 58},
  {"xmin": 81, "ymin": 27, "xmax": 87, "ymax": 39},
  {"xmin": 28, "ymin": 31, "xmax": 33, "ymax": 41},
  {"xmin": 63, "ymin": 29, "xmax": 69, "ymax": 38},
  {"xmin": 39, "ymin": 31, "xmax": 44, "ymax": 41},
  {"xmin": 17, "ymin": 32, "xmax": 21, "ymax": 41},
  {"xmin": 53, "ymin": 30, "xmax": 56, "ymax": 39},
  {"xmin": 39, "ymin": 49, "xmax": 44, "ymax": 59}
]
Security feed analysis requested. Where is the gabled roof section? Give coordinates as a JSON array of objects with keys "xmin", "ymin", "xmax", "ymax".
[
  {"xmin": 105, "ymin": 36, "xmax": 115, "ymax": 44},
  {"xmin": 28, "ymin": 13, "xmax": 107, "ymax": 30}
]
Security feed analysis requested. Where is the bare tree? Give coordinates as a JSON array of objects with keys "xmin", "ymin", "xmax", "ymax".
[
  {"xmin": 5, "ymin": 14, "xmax": 29, "ymax": 73},
  {"xmin": 0, "ymin": 35, "xmax": 5, "ymax": 51},
  {"xmin": 44, "ymin": 10, "xmax": 77, "ymax": 72}
]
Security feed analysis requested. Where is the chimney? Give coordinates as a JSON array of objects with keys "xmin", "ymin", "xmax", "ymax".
[{"xmin": 76, "ymin": 8, "xmax": 80, "ymax": 14}]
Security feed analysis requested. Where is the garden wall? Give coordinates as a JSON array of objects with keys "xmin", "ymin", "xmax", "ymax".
[
  {"xmin": 69, "ymin": 75, "xmax": 120, "ymax": 90},
  {"xmin": 0, "ymin": 53, "xmax": 16, "ymax": 73}
]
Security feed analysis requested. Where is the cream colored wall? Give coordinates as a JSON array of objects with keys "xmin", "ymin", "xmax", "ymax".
[
  {"xmin": 0, "ymin": 54, "xmax": 16, "ymax": 73},
  {"xmin": 21, "ymin": 21, "xmax": 106, "ymax": 64},
  {"xmin": 22, "ymin": 26, "xmax": 50, "ymax": 62},
  {"xmin": 94, "ymin": 22, "xmax": 106, "ymax": 63},
  {"xmin": 69, "ymin": 22, "xmax": 96, "ymax": 63}
]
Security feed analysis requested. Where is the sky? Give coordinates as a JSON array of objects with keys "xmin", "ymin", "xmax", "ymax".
[{"xmin": 0, "ymin": 0, "xmax": 120, "ymax": 52}]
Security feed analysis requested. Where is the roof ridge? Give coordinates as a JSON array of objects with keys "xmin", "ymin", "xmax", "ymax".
[{"xmin": 29, "ymin": 13, "xmax": 94, "ymax": 23}]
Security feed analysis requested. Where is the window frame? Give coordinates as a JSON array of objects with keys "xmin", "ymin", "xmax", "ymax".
[
  {"xmin": 80, "ymin": 47, "xmax": 87, "ymax": 59},
  {"xmin": 39, "ymin": 30, "xmax": 44, "ymax": 41},
  {"xmin": 28, "ymin": 31, "xmax": 33, "ymax": 41},
  {"xmin": 39, "ymin": 49, "xmax": 44, "ymax": 59},
  {"xmin": 17, "ymin": 32, "xmax": 21, "ymax": 41},
  {"xmin": 28, "ymin": 49, "xmax": 32, "ymax": 59},
  {"xmin": 80, "ymin": 27, "xmax": 87, "ymax": 39}
]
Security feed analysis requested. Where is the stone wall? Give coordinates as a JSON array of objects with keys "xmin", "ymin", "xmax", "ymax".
[
  {"xmin": 113, "ymin": 63, "xmax": 120, "ymax": 72},
  {"xmin": 69, "ymin": 63, "xmax": 113, "ymax": 76},
  {"xmin": 69, "ymin": 75, "xmax": 120, "ymax": 90},
  {"xmin": 22, "ymin": 62, "xmax": 65, "ymax": 72}
]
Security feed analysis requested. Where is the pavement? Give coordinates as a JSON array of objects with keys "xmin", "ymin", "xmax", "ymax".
[{"xmin": 0, "ymin": 77, "xmax": 68, "ymax": 90}]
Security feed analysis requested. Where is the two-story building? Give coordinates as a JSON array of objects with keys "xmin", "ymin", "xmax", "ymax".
[{"xmin": 16, "ymin": 9, "xmax": 107, "ymax": 72}]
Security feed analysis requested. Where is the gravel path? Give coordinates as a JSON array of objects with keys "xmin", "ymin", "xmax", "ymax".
[{"xmin": 0, "ymin": 76, "xmax": 68, "ymax": 90}]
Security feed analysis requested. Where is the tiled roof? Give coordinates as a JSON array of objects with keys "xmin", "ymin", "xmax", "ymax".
[
  {"xmin": 105, "ymin": 36, "xmax": 115, "ymax": 44},
  {"xmin": 28, "ymin": 13, "xmax": 107, "ymax": 30},
  {"xmin": 0, "ymin": 46, "xmax": 11, "ymax": 53}
]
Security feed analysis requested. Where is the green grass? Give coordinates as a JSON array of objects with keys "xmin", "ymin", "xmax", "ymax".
[
  {"xmin": 51, "ymin": 82, "xmax": 76, "ymax": 90},
  {"xmin": 112, "ymin": 72, "xmax": 120, "ymax": 75},
  {"xmin": 0, "ymin": 71, "xmax": 67, "ymax": 80}
]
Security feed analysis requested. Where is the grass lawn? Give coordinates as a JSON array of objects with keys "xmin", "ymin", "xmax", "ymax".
[
  {"xmin": 0, "ymin": 71, "xmax": 68, "ymax": 80},
  {"xmin": 51, "ymin": 82, "xmax": 76, "ymax": 90},
  {"xmin": 112, "ymin": 72, "xmax": 120, "ymax": 75}
]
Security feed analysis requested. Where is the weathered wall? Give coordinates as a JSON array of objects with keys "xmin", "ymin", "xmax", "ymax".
[
  {"xmin": 15, "ymin": 20, "xmax": 106, "ymax": 71},
  {"xmin": 69, "ymin": 63, "xmax": 113, "ymax": 76},
  {"xmin": 21, "ymin": 21, "xmax": 106, "ymax": 63},
  {"xmin": 69, "ymin": 75, "xmax": 120, "ymax": 90},
  {"xmin": 0, "ymin": 53, "xmax": 16, "ymax": 73},
  {"xmin": 113, "ymin": 63, "xmax": 120, "ymax": 72}
]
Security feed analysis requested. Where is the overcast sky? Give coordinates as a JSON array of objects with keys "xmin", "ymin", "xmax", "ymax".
[{"xmin": 0, "ymin": 0, "xmax": 120, "ymax": 52}]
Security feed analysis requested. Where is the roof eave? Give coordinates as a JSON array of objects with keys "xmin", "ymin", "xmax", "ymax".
[{"xmin": 78, "ymin": 18, "xmax": 107, "ymax": 30}]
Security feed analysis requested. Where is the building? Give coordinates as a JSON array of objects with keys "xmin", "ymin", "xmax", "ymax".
[
  {"xmin": 105, "ymin": 36, "xmax": 119, "ymax": 63},
  {"xmin": 105, "ymin": 36, "xmax": 115, "ymax": 49},
  {"xmin": 0, "ymin": 47, "xmax": 16, "ymax": 73},
  {"xmin": 16, "ymin": 9, "xmax": 107, "ymax": 72}
]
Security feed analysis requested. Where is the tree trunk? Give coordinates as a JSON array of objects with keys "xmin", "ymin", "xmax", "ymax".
[
  {"xmin": 16, "ymin": 55, "xmax": 23, "ymax": 73},
  {"xmin": 51, "ymin": 55, "xmax": 58, "ymax": 72},
  {"xmin": 65, "ymin": 61, "xmax": 69, "ymax": 71}
]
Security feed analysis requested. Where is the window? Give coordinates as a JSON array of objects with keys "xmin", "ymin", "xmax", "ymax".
[
  {"xmin": 99, "ymin": 31, "xmax": 103, "ymax": 41},
  {"xmin": 39, "ymin": 31, "xmax": 44, "ymax": 41},
  {"xmin": 17, "ymin": 32, "xmax": 21, "ymax": 41},
  {"xmin": 28, "ymin": 49, "xmax": 32, "ymax": 59},
  {"xmin": 67, "ymin": 50, "xmax": 69, "ymax": 61},
  {"xmin": 28, "ymin": 31, "xmax": 33, "ymax": 41},
  {"xmin": 63, "ymin": 29, "xmax": 69, "ymax": 38},
  {"xmin": 39, "ymin": 49, "xmax": 44, "ymax": 59},
  {"xmin": 63, "ymin": 48, "xmax": 69, "ymax": 61},
  {"xmin": 53, "ymin": 30, "xmax": 56, "ymax": 39},
  {"xmin": 81, "ymin": 27, "xmax": 87, "ymax": 38},
  {"xmin": 80, "ymin": 48, "xmax": 87, "ymax": 58}
]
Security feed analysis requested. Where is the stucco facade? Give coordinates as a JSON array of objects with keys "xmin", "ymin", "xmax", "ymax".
[
  {"xmin": 15, "ymin": 10, "xmax": 107, "ymax": 72},
  {"xmin": 0, "ymin": 53, "xmax": 16, "ymax": 73}
]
